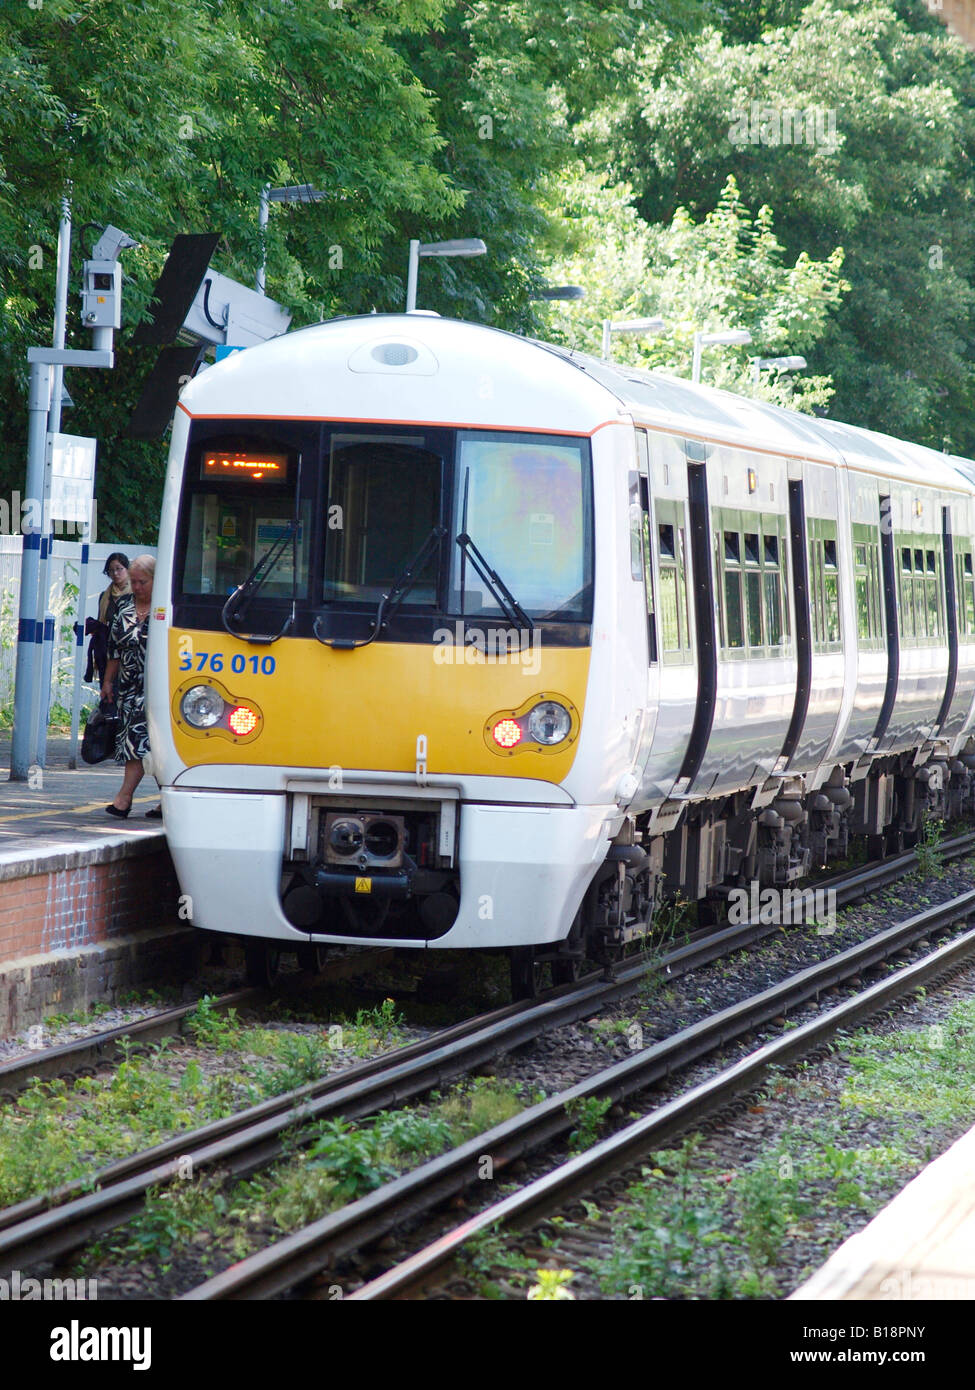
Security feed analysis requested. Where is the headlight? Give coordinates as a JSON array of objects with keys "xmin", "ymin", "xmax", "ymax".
[
  {"xmin": 180, "ymin": 684, "xmax": 224, "ymax": 728},
  {"xmin": 527, "ymin": 700, "xmax": 572, "ymax": 745}
]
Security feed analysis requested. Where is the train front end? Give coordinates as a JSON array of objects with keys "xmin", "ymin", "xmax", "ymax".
[{"xmin": 147, "ymin": 316, "xmax": 645, "ymax": 962}]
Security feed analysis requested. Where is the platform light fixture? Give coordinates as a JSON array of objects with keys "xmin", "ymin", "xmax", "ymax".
[
  {"xmin": 532, "ymin": 285, "xmax": 585, "ymax": 301},
  {"xmin": 752, "ymin": 354, "xmax": 807, "ymax": 386},
  {"xmin": 601, "ymin": 316, "xmax": 665, "ymax": 360},
  {"xmin": 405, "ymin": 238, "xmax": 487, "ymax": 312},
  {"xmin": 691, "ymin": 328, "xmax": 753, "ymax": 384},
  {"xmin": 257, "ymin": 183, "xmax": 328, "ymax": 294}
]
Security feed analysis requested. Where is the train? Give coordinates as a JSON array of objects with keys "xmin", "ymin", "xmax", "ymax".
[{"xmin": 146, "ymin": 313, "xmax": 975, "ymax": 995}]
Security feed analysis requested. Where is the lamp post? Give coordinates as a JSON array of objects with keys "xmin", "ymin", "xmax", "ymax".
[
  {"xmin": 601, "ymin": 316, "xmax": 665, "ymax": 360},
  {"xmin": 405, "ymin": 238, "xmax": 486, "ymax": 312},
  {"xmin": 691, "ymin": 328, "xmax": 753, "ymax": 383},
  {"xmin": 751, "ymin": 354, "xmax": 807, "ymax": 386},
  {"xmin": 257, "ymin": 183, "xmax": 328, "ymax": 295}
]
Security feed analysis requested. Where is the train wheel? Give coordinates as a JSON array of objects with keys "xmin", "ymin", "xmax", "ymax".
[
  {"xmin": 510, "ymin": 947, "xmax": 547, "ymax": 1001},
  {"xmin": 244, "ymin": 942, "xmax": 281, "ymax": 989},
  {"xmin": 297, "ymin": 943, "xmax": 329, "ymax": 975}
]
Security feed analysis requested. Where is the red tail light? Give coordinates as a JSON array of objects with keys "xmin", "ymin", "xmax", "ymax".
[
  {"xmin": 492, "ymin": 718, "xmax": 522, "ymax": 749},
  {"xmin": 228, "ymin": 705, "xmax": 259, "ymax": 736}
]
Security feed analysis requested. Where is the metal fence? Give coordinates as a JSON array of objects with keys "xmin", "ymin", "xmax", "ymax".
[{"xmin": 0, "ymin": 537, "xmax": 156, "ymax": 719}]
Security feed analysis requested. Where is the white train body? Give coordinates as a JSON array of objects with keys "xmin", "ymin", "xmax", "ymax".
[{"xmin": 146, "ymin": 315, "xmax": 975, "ymax": 966}]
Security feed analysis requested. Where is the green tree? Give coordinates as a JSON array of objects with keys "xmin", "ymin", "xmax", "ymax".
[
  {"xmin": 587, "ymin": 0, "xmax": 975, "ymax": 450},
  {"xmin": 543, "ymin": 169, "xmax": 847, "ymax": 409},
  {"xmin": 0, "ymin": 0, "xmax": 460, "ymax": 538}
]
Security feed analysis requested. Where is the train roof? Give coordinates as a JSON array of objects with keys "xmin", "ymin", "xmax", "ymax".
[
  {"xmin": 540, "ymin": 340, "xmax": 973, "ymax": 494},
  {"xmin": 181, "ymin": 313, "xmax": 974, "ymax": 494}
]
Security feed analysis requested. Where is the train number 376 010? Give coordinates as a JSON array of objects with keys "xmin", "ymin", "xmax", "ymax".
[{"xmin": 178, "ymin": 651, "xmax": 276, "ymax": 675}]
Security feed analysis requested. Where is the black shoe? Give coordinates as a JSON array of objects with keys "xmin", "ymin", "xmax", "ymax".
[
  {"xmin": 105, "ymin": 804, "xmax": 130, "ymax": 819},
  {"xmin": 145, "ymin": 806, "xmax": 163, "ymax": 819}
]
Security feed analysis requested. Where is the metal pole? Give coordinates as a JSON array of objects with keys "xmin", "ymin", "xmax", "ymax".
[
  {"xmin": 30, "ymin": 196, "xmax": 73, "ymax": 767},
  {"xmin": 406, "ymin": 240, "xmax": 419, "ymax": 312},
  {"xmin": 256, "ymin": 184, "xmax": 269, "ymax": 295},
  {"xmin": 68, "ymin": 534, "xmax": 90, "ymax": 768},
  {"xmin": 49, "ymin": 195, "xmax": 71, "ymax": 435},
  {"xmin": 32, "ymin": 609, "xmax": 55, "ymax": 766},
  {"xmin": 692, "ymin": 331, "xmax": 703, "ymax": 384},
  {"xmin": 601, "ymin": 319, "xmax": 612, "ymax": 359},
  {"xmin": 11, "ymin": 361, "xmax": 50, "ymax": 779},
  {"xmin": 752, "ymin": 357, "xmax": 761, "ymax": 386}
]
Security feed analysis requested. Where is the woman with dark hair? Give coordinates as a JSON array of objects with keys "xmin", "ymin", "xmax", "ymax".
[
  {"xmin": 84, "ymin": 553, "xmax": 131, "ymax": 687},
  {"xmin": 101, "ymin": 555, "xmax": 160, "ymax": 818}
]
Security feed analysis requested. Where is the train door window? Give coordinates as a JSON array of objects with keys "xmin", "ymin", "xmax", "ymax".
[
  {"xmin": 852, "ymin": 525, "xmax": 884, "ymax": 648},
  {"xmin": 631, "ymin": 430, "xmax": 657, "ymax": 662},
  {"xmin": 764, "ymin": 525, "xmax": 787, "ymax": 647},
  {"xmin": 655, "ymin": 498, "xmax": 692, "ymax": 662},
  {"xmin": 808, "ymin": 518, "xmax": 842, "ymax": 652},
  {"xmin": 721, "ymin": 529, "xmax": 744, "ymax": 649},
  {"xmin": 899, "ymin": 546, "xmax": 916, "ymax": 640},
  {"xmin": 744, "ymin": 532, "xmax": 763, "ymax": 647},
  {"xmin": 956, "ymin": 549, "xmax": 975, "ymax": 639},
  {"xmin": 925, "ymin": 549, "xmax": 940, "ymax": 636}
]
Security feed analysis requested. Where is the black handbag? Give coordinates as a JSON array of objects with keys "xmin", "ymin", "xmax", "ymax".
[{"xmin": 81, "ymin": 701, "xmax": 119, "ymax": 765}]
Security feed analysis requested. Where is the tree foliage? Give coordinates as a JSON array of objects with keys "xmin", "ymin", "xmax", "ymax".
[
  {"xmin": 544, "ymin": 170, "xmax": 847, "ymax": 409},
  {"xmin": 1, "ymin": 0, "xmax": 975, "ymax": 541}
]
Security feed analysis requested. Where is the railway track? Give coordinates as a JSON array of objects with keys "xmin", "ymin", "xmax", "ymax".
[
  {"xmin": 178, "ymin": 887, "xmax": 975, "ymax": 1300},
  {"xmin": 0, "ymin": 948, "xmax": 394, "ymax": 1101},
  {"xmin": 1, "ymin": 831, "xmax": 972, "ymax": 1287},
  {"xmin": 2, "ymin": 829, "xmax": 968, "ymax": 1103}
]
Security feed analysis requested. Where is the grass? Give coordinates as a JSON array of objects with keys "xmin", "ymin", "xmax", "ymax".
[
  {"xmin": 914, "ymin": 818, "xmax": 945, "ymax": 880},
  {"xmin": 100, "ymin": 1078, "xmax": 529, "ymax": 1276},
  {"xmin": 448, "ymin": 994, "xmax": 975, "ymax": 1300},
  {"xmin": 0, "ymin": 997, "xmax": 412, "ymax": 1209}
]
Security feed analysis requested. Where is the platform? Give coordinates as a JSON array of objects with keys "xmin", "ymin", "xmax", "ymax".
[
  {"xmin": 0, "ymin": 735, "xmax": 188, "ymax": 1035},
  {"xmin": 791, "ymin": 1122, "xmax": 975, "ymax": 1299}
]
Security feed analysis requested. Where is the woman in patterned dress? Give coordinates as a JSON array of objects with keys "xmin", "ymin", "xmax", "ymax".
[{"xmin": 101, "ymin": 555, "xmax": 160, "ymax": 818}]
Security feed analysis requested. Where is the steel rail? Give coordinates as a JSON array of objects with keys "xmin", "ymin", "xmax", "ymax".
[
  {"xmin": 0, "ymin": 888, "xmax": 850, "ymax": 1249},
  {"xmin": 352, "ymin": 923, "xmax": 975, "ymax": 1301},
  {"xmin": 0, "ymin": 902, "xmax": 818, "ymax": 1270},
  {"xmin": 0, "ymin": 946, "xmax": 394, "ymax": 1100},
  {"xmin": 0, "ymin": 989, "xmax": 262, "ymax": 1101},
  {"xmin": 182, "ymin": 889, "xmax": 975, "ymax": 1300},
  {"xmin": 2, "ymin": 835, "xmax": 971, "ymax": 1277}
]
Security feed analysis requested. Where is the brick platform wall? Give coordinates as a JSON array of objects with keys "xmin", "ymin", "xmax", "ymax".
[
  {"xmin": 0, "ymin": 836, "xmax": 182, "ymax": 966},
  {"xmin": 0, "ymin": 836, "xmax": 205, "ymax": 1034}
]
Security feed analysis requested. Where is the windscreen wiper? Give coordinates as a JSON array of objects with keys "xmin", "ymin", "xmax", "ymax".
[
  {"xmin": 314, "ymin": 525, "xmax": 446, "ymax": 650},
  {"xmin": 454, "ymin": 532, "xmax": 533, "ymax": 631},
  {"xmin": 222, "ymin": 455, "xmax": 303, "ymax": 644},
  {"xmin": 221, "ymin": 518, "xmax": 298, "ymax": 644}
]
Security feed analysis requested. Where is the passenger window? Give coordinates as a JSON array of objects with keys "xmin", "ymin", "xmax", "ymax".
[
  {"xmin": 656, "ymin": 498, "xmax": 692, "ymax": 660},
  {"xmin": 716, "ymin": 510, "xmax": 787, "ymax": 652},
  {"xmin": 808, "ymin": 520, "xmax": 841, "ymax": 650}
]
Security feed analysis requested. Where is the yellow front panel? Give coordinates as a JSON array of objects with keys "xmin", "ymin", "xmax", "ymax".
[{"xmin": 168, "ymin": 630, "xmax": 590, "ymax": 781}]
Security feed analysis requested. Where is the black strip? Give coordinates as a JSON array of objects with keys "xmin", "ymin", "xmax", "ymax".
[
  {"xmin": 677, "ymin": 461, "xmax": 716, "ymax": 785},
  {"xmin": 874, "ymin": 495, "xmax": 899, "ymax": 741},
  {"xmin": 936, "ymin": 506, "xmax": 957, "ymax": 731},
  {"xmin": 780, "ymin": 479, "xmax": 811, "ymax": 764},
  {"xmin": 171, "ymin": 602, "xmax": 592, "ymax": 647}
]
